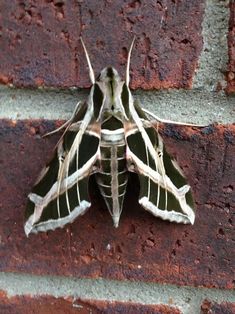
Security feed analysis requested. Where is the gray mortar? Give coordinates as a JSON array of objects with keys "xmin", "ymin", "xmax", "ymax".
[
  {"xmin": 0, "ymin": 273, "xmax": 234, "ymax": 314},
  {"xmin": 0, "ymin": 86, "xmax": 234, "ymax": 124},
  {"xmin": 193, "ymin": 0, "xmax": 229, "ymax": 91}
]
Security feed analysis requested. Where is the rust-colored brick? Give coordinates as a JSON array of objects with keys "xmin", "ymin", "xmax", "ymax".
[
  {"xmin": 227, "ymin": 0, "xmax": 235, "ymax": 93},
  {"xmin": 0, "ymin": 291, "xmax": 181, "ymax": 314},
  {"xmin": 0, "ymin": 1, "xmax": 204, "ymax": 89},
  {"xmin": 0, "ymin": 292, "xmax": 85, "ymax": 314},
  {"xmin": 201, "ymin": 299, "xmax": 235, "ymax": 314},
  {"xmin": 79, "ymin": 299, "xmax": 182, "ymax": 314},
  {"xmin": 0, "ymin": 120, "xmax": 234, "ymax": 289}
]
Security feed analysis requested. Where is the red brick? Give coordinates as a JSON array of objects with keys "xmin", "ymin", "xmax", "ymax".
[
  {"xmin": 227, "ymin": 1, "xmax": 235, "ymax": 93},
  {"xmin": 201, "ymin": 299, "xmax": 235, "ymax": 314},
  {"xmin": 0, "ymin": 291, "xmax": 181, "ymax": 314},
  {"xmin": 0, "ymin": 1, "xmax": 204, "ymax": 89},
  {"xmin": 0, "ymin": 120, "xmax": 234, "ymax": 289},
  {"xmin": 80, "ymin": 299, "xmax": 182, "ymax": 314},
  {"xmin": 0, "ymin": 291, "xmax": 86, "ymax": 314}
]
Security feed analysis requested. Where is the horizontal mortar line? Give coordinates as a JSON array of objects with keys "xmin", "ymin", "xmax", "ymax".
[
  {"xmin": 0, "ymin": 272, "xmax": 234, "ymax": 314},
  {"xmin": 0, "ymin": 85, "xmax": 234, "ymax": 124}
]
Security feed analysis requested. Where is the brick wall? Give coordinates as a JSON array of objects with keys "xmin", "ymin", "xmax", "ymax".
[{"xmin": 0, "ymin": 1, "xmax": 234, "ymax": 313}]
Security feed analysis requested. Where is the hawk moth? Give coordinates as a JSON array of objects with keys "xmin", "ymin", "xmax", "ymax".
[{"xmin": 25, "ymin": 38, "xmax": 197, "ymax": 236}]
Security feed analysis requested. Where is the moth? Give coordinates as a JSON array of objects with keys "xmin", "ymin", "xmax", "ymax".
[{"xmin": 25, "ymin": 38, "xmax": 197, "ymax": 236}]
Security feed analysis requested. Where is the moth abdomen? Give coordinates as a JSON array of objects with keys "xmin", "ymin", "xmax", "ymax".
[{"xmin": 95, "ymin": 132, "xmax": 129, "ymax": 227}]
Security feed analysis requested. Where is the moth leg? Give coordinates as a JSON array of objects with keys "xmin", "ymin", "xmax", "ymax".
[
  {"xmin": 142, "ymin": 108, "xmax": 207, "ymax": 127},
  {"xmin": 56, "ymin": 141, "xmax": 66, "ymax": 218},
  {"xmin": 43, "ymin": 101, "xmax": 81, "ymax": 137}
]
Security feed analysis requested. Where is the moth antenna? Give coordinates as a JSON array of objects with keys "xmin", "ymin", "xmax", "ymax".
[
  {"xmin": 80, "ymin": 37, "xmax": 95, "ymax": 84},
  {"xmin": 126, "ymin": 36, "xmax": 136, "ymax": 86}
]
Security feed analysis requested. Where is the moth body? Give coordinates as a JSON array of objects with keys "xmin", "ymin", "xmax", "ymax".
[{"xmin": 93, "ymin": 67, "xmax": 130, "ymax": 227}]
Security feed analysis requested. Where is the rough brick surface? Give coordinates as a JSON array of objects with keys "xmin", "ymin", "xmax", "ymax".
[
  {"xmin": 227, "ymin": 0, "xmax": 235, "ymax": 93},
  {"xmin": 0, "ymin": 291, "xmax": 181, "ymax": 314},
  {"xmin": 0, "ymin": 292, "xmax": 84, "ymax": 314},
  {"xmin": 0, "ymin": 120, "xmax": 234, "ymax": 289},
  {"xmin": 201, "ymin": 299, "xmax": 235, "ymax": 314},
  {"xmin": 79, "ymin": 299, "xmax": 182, "ymax": 314},
  {"xmin": 0, "ymin": 1, "xmax": 204, "ymax": 89}
]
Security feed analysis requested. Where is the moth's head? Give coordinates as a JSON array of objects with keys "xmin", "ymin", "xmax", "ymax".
[
  {"xmin": 94, "ymin": 66, "xmax": 126, "ymax": 118},
  {"xmin": 97, "ymin": 67, "xmax": 121, "ymax": 84},
  {"xmin": 80, "ymin": 37, "xmax": 135, "ymax": 121},
  {"xmin": 95, "ymin": 67, "xmax": 123, "ymax": 101}
]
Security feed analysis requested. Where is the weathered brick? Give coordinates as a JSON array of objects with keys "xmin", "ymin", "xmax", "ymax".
[
  {"xmin": 0, "ymin": 291, "xmax": 86, "ymax": 314},
  {"xmin": 0, "ymin": 291, "xmax": 181, "ymax": 314},
  {"xmin": 0, "ymin": 120, "xmax": 234, "ymax": 289},
  {"xmin": 0, "ymin": 1, "xmax": 204, "ymax": 89},
  {"xmin": 227, "ymin": 0, "xmax": 235, "ymax": 93},
  {"xmin": 79, "ymin": 299, "xmax": 182, "ymax": 314},
  {"xmin": 201, "ymin": 299, "xmax": 235, "ymax": 314}
]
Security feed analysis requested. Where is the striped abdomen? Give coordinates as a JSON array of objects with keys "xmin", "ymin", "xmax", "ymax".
[{"xmin": 95, "ymin": 128, "xmax": 128, "ymax": 227}]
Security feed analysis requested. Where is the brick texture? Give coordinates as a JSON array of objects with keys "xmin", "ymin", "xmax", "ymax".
[
  {"xmin": 0, "ymin": 291, "xmax": 181, "ymax": 314},
  {"xmin": 201, "ymin": 299, "xmax": 235, "ymax": 314},
  {"xmin": 227, "ymin": 0, "xmax": 235, "ymax": 93},
  {"xmin": 0, "ymin": 1, "xmax": 204, "ymax": 89},
  {"xmin": 0, "ymin": 120, "xmax": 234, "ymax": 289}
]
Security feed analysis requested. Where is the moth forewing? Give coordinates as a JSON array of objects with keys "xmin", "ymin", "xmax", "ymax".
[{"xmin": 24, "ymin": 98, "xmax": 101, "ymax": 235}]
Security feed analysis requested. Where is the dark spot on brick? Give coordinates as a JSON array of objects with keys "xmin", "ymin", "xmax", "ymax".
[
  {"xmin": 96, "ymin": 39, "xmax": 105, "ymax": 49},
  {"xmin": 176, "ymin": 239, "xmax": 181, "ymax": 247},
  {"xmin": 180, "ymin": 38, "xmax": 191, "ymax": 45},
  {"xmin": 127, "ymin": 224, "xmax": 136, "ymax": 235},
  {"xmin": 157, "ymin": 1, "xmax": 163, "ymax": 10},
  {"xmin": 218, "ymin": 228, "xmax": 225, "ymax": 236},
  {"xmin": 224, "ymin": 130, "xmax": 234, "ymax": 144},
  {"xmin": 223, "ymin": 185, "xmax": 233, "ymax": 193},
  {"xmin": 163, "ymin": 125, "xmax": 183, "ymax": 140},
  {"xmin": 54, "ymin": 0, "xmax": 65, "ymax": 5},
  {"xmin": 121, "ymin": 47, "xmax": 128, "ymax": 59},
  {"xmin": 35, "ymin": 13, "xmax": 43, "ymax": 26},
  {"xmin": 224, "ymin": 203, "xmax": 230, "ymax": 213},
  {"xmin": 116, "ymin": 245, "xmax": 123, "ymax": 254},
  {"xmin": 190, "ymin": 133, "xmax": 200, "ymax": 142},
  {"xmin": 145, "ymin": 238, "xmax": 155, "ymax": 247},
  {"xmin": 200, "ymin": 125, "xmax": 215, "ymax": 135}
]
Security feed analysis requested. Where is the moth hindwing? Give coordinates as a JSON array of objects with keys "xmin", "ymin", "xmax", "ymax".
[{"xmin": 25, "ymin": 39, "xmax": 195, "ymax": 235}]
